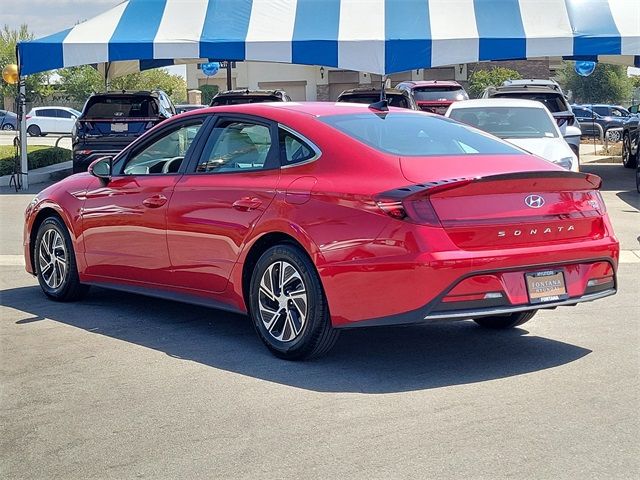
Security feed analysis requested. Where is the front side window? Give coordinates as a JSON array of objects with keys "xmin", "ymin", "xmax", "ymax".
[
  {"xmin": 320, "ymin": 113, "xmax": 522, "ymax": 157},
  {"xmin": 122, "ymin": 121, "xmax": 203, "ymax": 175},
  {"xmin": 196, "ymin": 121, "xmax": 274, "ymax": 173}
]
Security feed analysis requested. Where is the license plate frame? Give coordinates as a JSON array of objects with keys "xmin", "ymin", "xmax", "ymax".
[
  {"xmin": 525, "ymin": 270, "xmax": 569, "ymax": 304},
  {"xmin": 111, "ymin": 123, "xmax": 128, "ymax": 133}
]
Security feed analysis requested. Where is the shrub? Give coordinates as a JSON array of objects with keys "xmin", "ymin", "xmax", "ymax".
[{"xmin": 0, "ymin": 146, "xmax": 71, "ymax": 176}]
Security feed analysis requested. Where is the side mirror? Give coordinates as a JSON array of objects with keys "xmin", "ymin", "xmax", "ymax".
[{"xmin": 88, "ymin": 156, "xmax": 112, "ymax": 181}]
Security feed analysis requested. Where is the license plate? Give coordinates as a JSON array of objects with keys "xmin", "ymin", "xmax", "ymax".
[
  {"xmin": 525, "ymin": 270, "xmax": 569, "ymax": 304},
  {"xmin": 111, "ymin": 123, "xmax": 128, "ymax": 133}
]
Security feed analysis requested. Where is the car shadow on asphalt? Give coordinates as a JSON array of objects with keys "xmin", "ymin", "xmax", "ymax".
[
  {"xmin": 2, "ymin": 285, "xmax": 591, "ymax": 394},
  {"xmin": 581, "ymin": 164, "xmax": 639, "ymax": 211}
]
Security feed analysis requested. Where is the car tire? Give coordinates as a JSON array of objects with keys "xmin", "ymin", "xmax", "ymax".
[
  {"xmin": 249, "ymin": 244, "xmax": 339, "ymax": 360},
  {"xmin": 2, "ymin": 123, "xmax": 14, "ymax": 131},
  {"xmin": 34, "ymin": 217, "xmax": 89, "ymax": 302},
  {"xmin": 27, "ymin": 125, "xmax": 41, "ymax": 137},
  {"xmin": 636, "ymin": 164, "xmax": 640, "ymax": 194},
  {"xmin": 473, "ymin": 311, "xmax": 537, "ymax": 329},
  {"xmin": 622, "ymin": 134, "xmax": 638, "ymax": 169}
]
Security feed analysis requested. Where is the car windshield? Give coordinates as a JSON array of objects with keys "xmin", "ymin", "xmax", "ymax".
[
  {"xmin": 320, "ymin": 113, "xmax": 522, "ymax": 156},
  {"xmin": 211, "ymin": 96, "xmax": 279, "ymax": 106},
  {"xmin": 493, "ymin": 92, "xmax": 567, "ymax": 113},
  {"xmin": 448, "ymin": 107, "xmax": 559, "ymax": 139},
  {"xmin": 413, "ymin": 87, "xmax": 467, "ymax": 102},
  {"xmin": 84, "ymin": 96, "xmax": 159, "ymax": 118}
]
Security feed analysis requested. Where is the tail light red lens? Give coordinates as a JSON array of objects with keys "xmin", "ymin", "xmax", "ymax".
[
  {"xmin": 25, "ymin": 115, "xmax": 32, "ymax": 120},
  {"xmin": 375, "ymin": 195, "xmax": 441, "ymax": 226}
]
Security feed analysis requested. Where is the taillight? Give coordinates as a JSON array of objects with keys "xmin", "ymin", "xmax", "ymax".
[
  {"xmin": 375, "ymin": 195, "xmax": 441, "ymax": 226},
  {"xmin": 25, "ymin": 115, "xmax": 32, "ymax": 120}
]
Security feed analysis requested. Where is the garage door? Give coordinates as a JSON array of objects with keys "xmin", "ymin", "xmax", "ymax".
[{"xmin": 258, "ymin": 82, "xmax": 307, "ymax": 101}]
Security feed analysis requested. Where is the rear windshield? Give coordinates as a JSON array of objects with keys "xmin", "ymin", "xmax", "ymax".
[
  {"xmin": 493, "ymin": 92, "xmax": 568, "ymax": 113},
  {"xmin": 84, "ymin": 96, "xmax": 159, "ymax": 118},
  {"xmin": 448, "ymin": 107, "xmax": 559, "ymax": 139},
  {"xmin": 211, "ymin": 96, "xmax": 280, "ymax": 106},
  {"xmin": 339, "ymin": 94, "xmax": 409, "ymax": 109},
  {"xmin": 413, "ymin": 87, "xmax": 468, "ymax": 102},
  {"xmin": 320, "ymin": 113, "xmax": 522, "ymax": 156}
]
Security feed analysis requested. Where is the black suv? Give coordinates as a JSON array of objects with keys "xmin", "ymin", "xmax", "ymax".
[
  {"xmin": 622, "ymin": 106, "xmax": 639, "ymax": 188},
  {"xmin": 72, "ymin": 90, "xmax": 175, "ymax": 173},
  {"xmin": 571, "ymin": 105, "xmax": 627, "ymax": 142},
  {"xmin": 337, "ymin": 88, "xmax": 417, "ymax": 109},
  {"xmin": 210, "ymin": 89, "xmax": 291, "ymax": 106}
]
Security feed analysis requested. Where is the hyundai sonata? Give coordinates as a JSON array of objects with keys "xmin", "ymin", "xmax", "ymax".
[{"xmin": 24, "ymin": 103, "xmax": 619, "ymax": 359}]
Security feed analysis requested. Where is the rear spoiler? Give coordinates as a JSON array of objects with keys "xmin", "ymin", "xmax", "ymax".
[{"xmin": 379, "ymin": 171, "xmax": 602, "ymax": 199}]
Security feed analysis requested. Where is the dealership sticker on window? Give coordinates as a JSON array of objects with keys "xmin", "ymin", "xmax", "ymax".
[{"xmin": 525, "ymin": 270, "xmax": 569, "ymax": 304}]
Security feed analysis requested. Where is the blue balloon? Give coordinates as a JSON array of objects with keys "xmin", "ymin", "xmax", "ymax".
[
  {"xmin": 575, "ymin": 61, "xmax": 597, "ymax": 77},
  {"xmin": 201, "ymin": 62, "xmax": 220, "ymax": 77}
]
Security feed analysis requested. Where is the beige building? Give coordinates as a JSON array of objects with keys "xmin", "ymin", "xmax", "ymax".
[{"xmin": 186, "ymin": 59, "xmax": 552, "ymax": 102}]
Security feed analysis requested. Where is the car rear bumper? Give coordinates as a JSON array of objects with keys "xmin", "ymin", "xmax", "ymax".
[
  {"xmin": 320, "ymin": 238, "xmax": 619, "ymax": 328},
  {"xmin": 73, "ymin": 139, "xmax": 137, "ymax": 172}
]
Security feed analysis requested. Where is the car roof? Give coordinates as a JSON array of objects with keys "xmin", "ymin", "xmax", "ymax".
[
  {"xmin": 215, "ymin": 89, "xmax": 284, "ymax": 96},
  {"xmin": 32, "ymin": 106, "xmax": 77, "ymax": 110},
  {"xmin": 339, "ymin": 88, "xmax": 405, "ymax": 96},
  {"xmin": 448, "ymin": 99, "xmax": 548, "ymax": 109},
  {"xmin": 179, "ymin": 101, "xmax": 420, "ymax": 119},
  {"xmin": 399, "ymin": 80, "xmax": 463, "ymax": 88},
  {"xmin": 491, "ymin": 85, "xmax": 563, "ymax": 95},
  {"xmin": 92, "ymin": 91, "xmax": 159, "ymax": 97}
]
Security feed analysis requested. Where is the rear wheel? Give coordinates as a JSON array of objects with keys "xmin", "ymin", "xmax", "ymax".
[
  {"xmin": 474, "ymin": 311, "xmax": 537, "ymax": 329},
  {"xmin": 606, "ymin": 129, "xmax": 621, "ymax": 143},
  {"xmin": 34, "ymin": 217, "xmax": 89, "ymax": 302},
  {"xmin": 249, "ymin": 244, "xmax": 339, "ymax": 360},
  {"xmin": 27, "ymin": 125, "xmax": 41, "ymax": 137},
  {"xmin": 2, "ymin": 123, "xmax": 14, "ymax": 131},
  {"xmin": 622, "ymin": 134, "xmax": 638, "ymax": 169}
]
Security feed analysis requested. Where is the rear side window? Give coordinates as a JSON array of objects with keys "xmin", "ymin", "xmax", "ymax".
[
  {"xmin": 320, "ymin": 113, "xmax": 521, "ymax": 157},
  {"xmin": 591, "ymin": 106, "xmax": 609, "ymax": 116},
  {"xmin": 84, "ymin": 96, "xmax": 160, "ymax": 118},
  {"xmin": 37, "ymin": 109, "xmax": 57, "ymax": 117},
  {"xmin": 279, "ymin": 129, "xmax": 317, "ymax": 166},
  {"xmin": 196, "ymin": 121, "xmax": 275, "ymax": 173}
]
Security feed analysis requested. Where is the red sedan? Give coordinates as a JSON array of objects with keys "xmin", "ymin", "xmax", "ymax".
[{"xmin": 24, "ymin": 103, "xmax": 619, "ymax": 359}]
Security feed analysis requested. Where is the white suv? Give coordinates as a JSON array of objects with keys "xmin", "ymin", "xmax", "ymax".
[{"xmin": 26, "ymin": 107, "xmax": 82, "ymax": 137}]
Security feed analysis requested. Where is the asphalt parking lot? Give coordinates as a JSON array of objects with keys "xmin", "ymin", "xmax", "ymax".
[{"xmin": 1, "ymin": 165, "xmax": 638, "ymax": 479}]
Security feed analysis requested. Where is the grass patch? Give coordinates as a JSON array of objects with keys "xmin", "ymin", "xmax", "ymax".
[{"xmin": 0, "ymin": 145, "xmax": 71, "ymax": 176}]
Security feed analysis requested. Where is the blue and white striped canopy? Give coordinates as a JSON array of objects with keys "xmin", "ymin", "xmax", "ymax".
[{"xmin": 18, "ymin": 0, "xmax": 640, "ymax": 76}]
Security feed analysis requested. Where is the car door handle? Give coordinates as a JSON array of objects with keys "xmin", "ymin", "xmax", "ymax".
[
  {"xmin": 232, "ymin": 197, "xmax": 262, "ymax": 212},
  {"xmin": 143, "ymin": 194, "xmax": 168, "ymax": 208}
]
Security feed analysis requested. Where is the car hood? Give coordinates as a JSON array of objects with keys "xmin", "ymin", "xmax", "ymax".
[
  {"xmin": 400, "ymin": 153, "xmax": 559, "ymax": 183},
  {"xmin": 502, "ymin": 137, "xmax": 574, "ymax": 163}
]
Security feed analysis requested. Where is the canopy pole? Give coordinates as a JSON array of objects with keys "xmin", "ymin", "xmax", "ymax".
[
  {"xmin": 19, "ymin": 77, "xmax": 28, "ymax": 190},
  {"xmin": 226, "ymin": 61, "xmax": 232, "ymax": 90}
]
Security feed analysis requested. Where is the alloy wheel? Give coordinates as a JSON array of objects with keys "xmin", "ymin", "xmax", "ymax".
[
  {"xmin": 258, "ymin": 260, "xmax": 308, "ymax": 342},
  {"xmin": 38, "ymin": 228, "xmax": 68, "ymax": 289}
]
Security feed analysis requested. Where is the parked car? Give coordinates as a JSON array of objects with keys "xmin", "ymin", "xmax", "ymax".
[
  {"xmin": 571, "ymin": 105, "xmax": 627, "ymax": 142},
  {"xmin": 446, "ymin": 99, "xmax": 578, "ymax": 171},
  {"xmin": 482, "ymin": 81, "xmax": 581, "ymax": 158},
  {"xmin": 175, "ymin": 104, "xmax": 207, "ymax": 114},
  {"xmin": 622, "ymin": 105, "xmax": 639, "ymax": 173},
  {"xmin": 583, "ymin": 104, "xmax": 631, "ymax": 119},
  {"xmin": 337, "ymin": 88, "xmax": 417, "ymax": 109},
  {"xmin": 0, "ymin": 109, "xmax": 17, "ymax": 130},
  {"xmin": 210, "ymin": 89, "xmax": 291, "ymax": 106},
  {"xmin": 72, "ymin": 90, "xmax": 175, "ymax": 173},
  {"xmin": 395, "ymin": 80, "xmax": 469, "ymax": 114},
  {"xmin": 26, "ymin": 107, "xmax": 82, "ymax": 137},
  {"xmin": 24, "ymin": 103, "xmax": 618, "ymax": 360}
]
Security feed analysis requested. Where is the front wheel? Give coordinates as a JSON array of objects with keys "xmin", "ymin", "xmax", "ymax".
[
  {"xmin": 474, "ymin": 311, "xmax": 537, "ymax": 329},
  {"xmin": 622, "ymin": 134, "xmax": 638, "ymax": 169},
  {"xmin": 34, "ymin": 217, "xmax": 89, "ymax": 301},
  {"xmin": 249, "ymin": 244, "xmax": 339, "ymax": 360},
  {"xmin": 2, "ymin": 123, "xmax": 14, "ymax": 131}
]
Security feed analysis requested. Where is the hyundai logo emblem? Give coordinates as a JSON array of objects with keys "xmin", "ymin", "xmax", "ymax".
[{"xmin": 525, "ymin": 194, "xmax": 545, "ymax": 209}]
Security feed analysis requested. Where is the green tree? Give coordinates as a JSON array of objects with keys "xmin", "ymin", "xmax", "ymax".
[
  {"xmin": 468, "ymin": 67, "xmax": 522, "ymax": 98},
  {"xmin": 58, "ymin": 65, "xmax": 187, "ymax": 104},
  {"xmin": 1, "ymin": 24, "xmax": 54, "ymax": 106},
  {"xmin": 560, "ymin": 62, "xmax": 633, "ymax": 104}
]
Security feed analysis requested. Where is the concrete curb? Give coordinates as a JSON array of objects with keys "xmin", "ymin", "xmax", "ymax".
[{"xmin": 0, "ymin": 161, "xmax": 72, "ymax": 187}]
